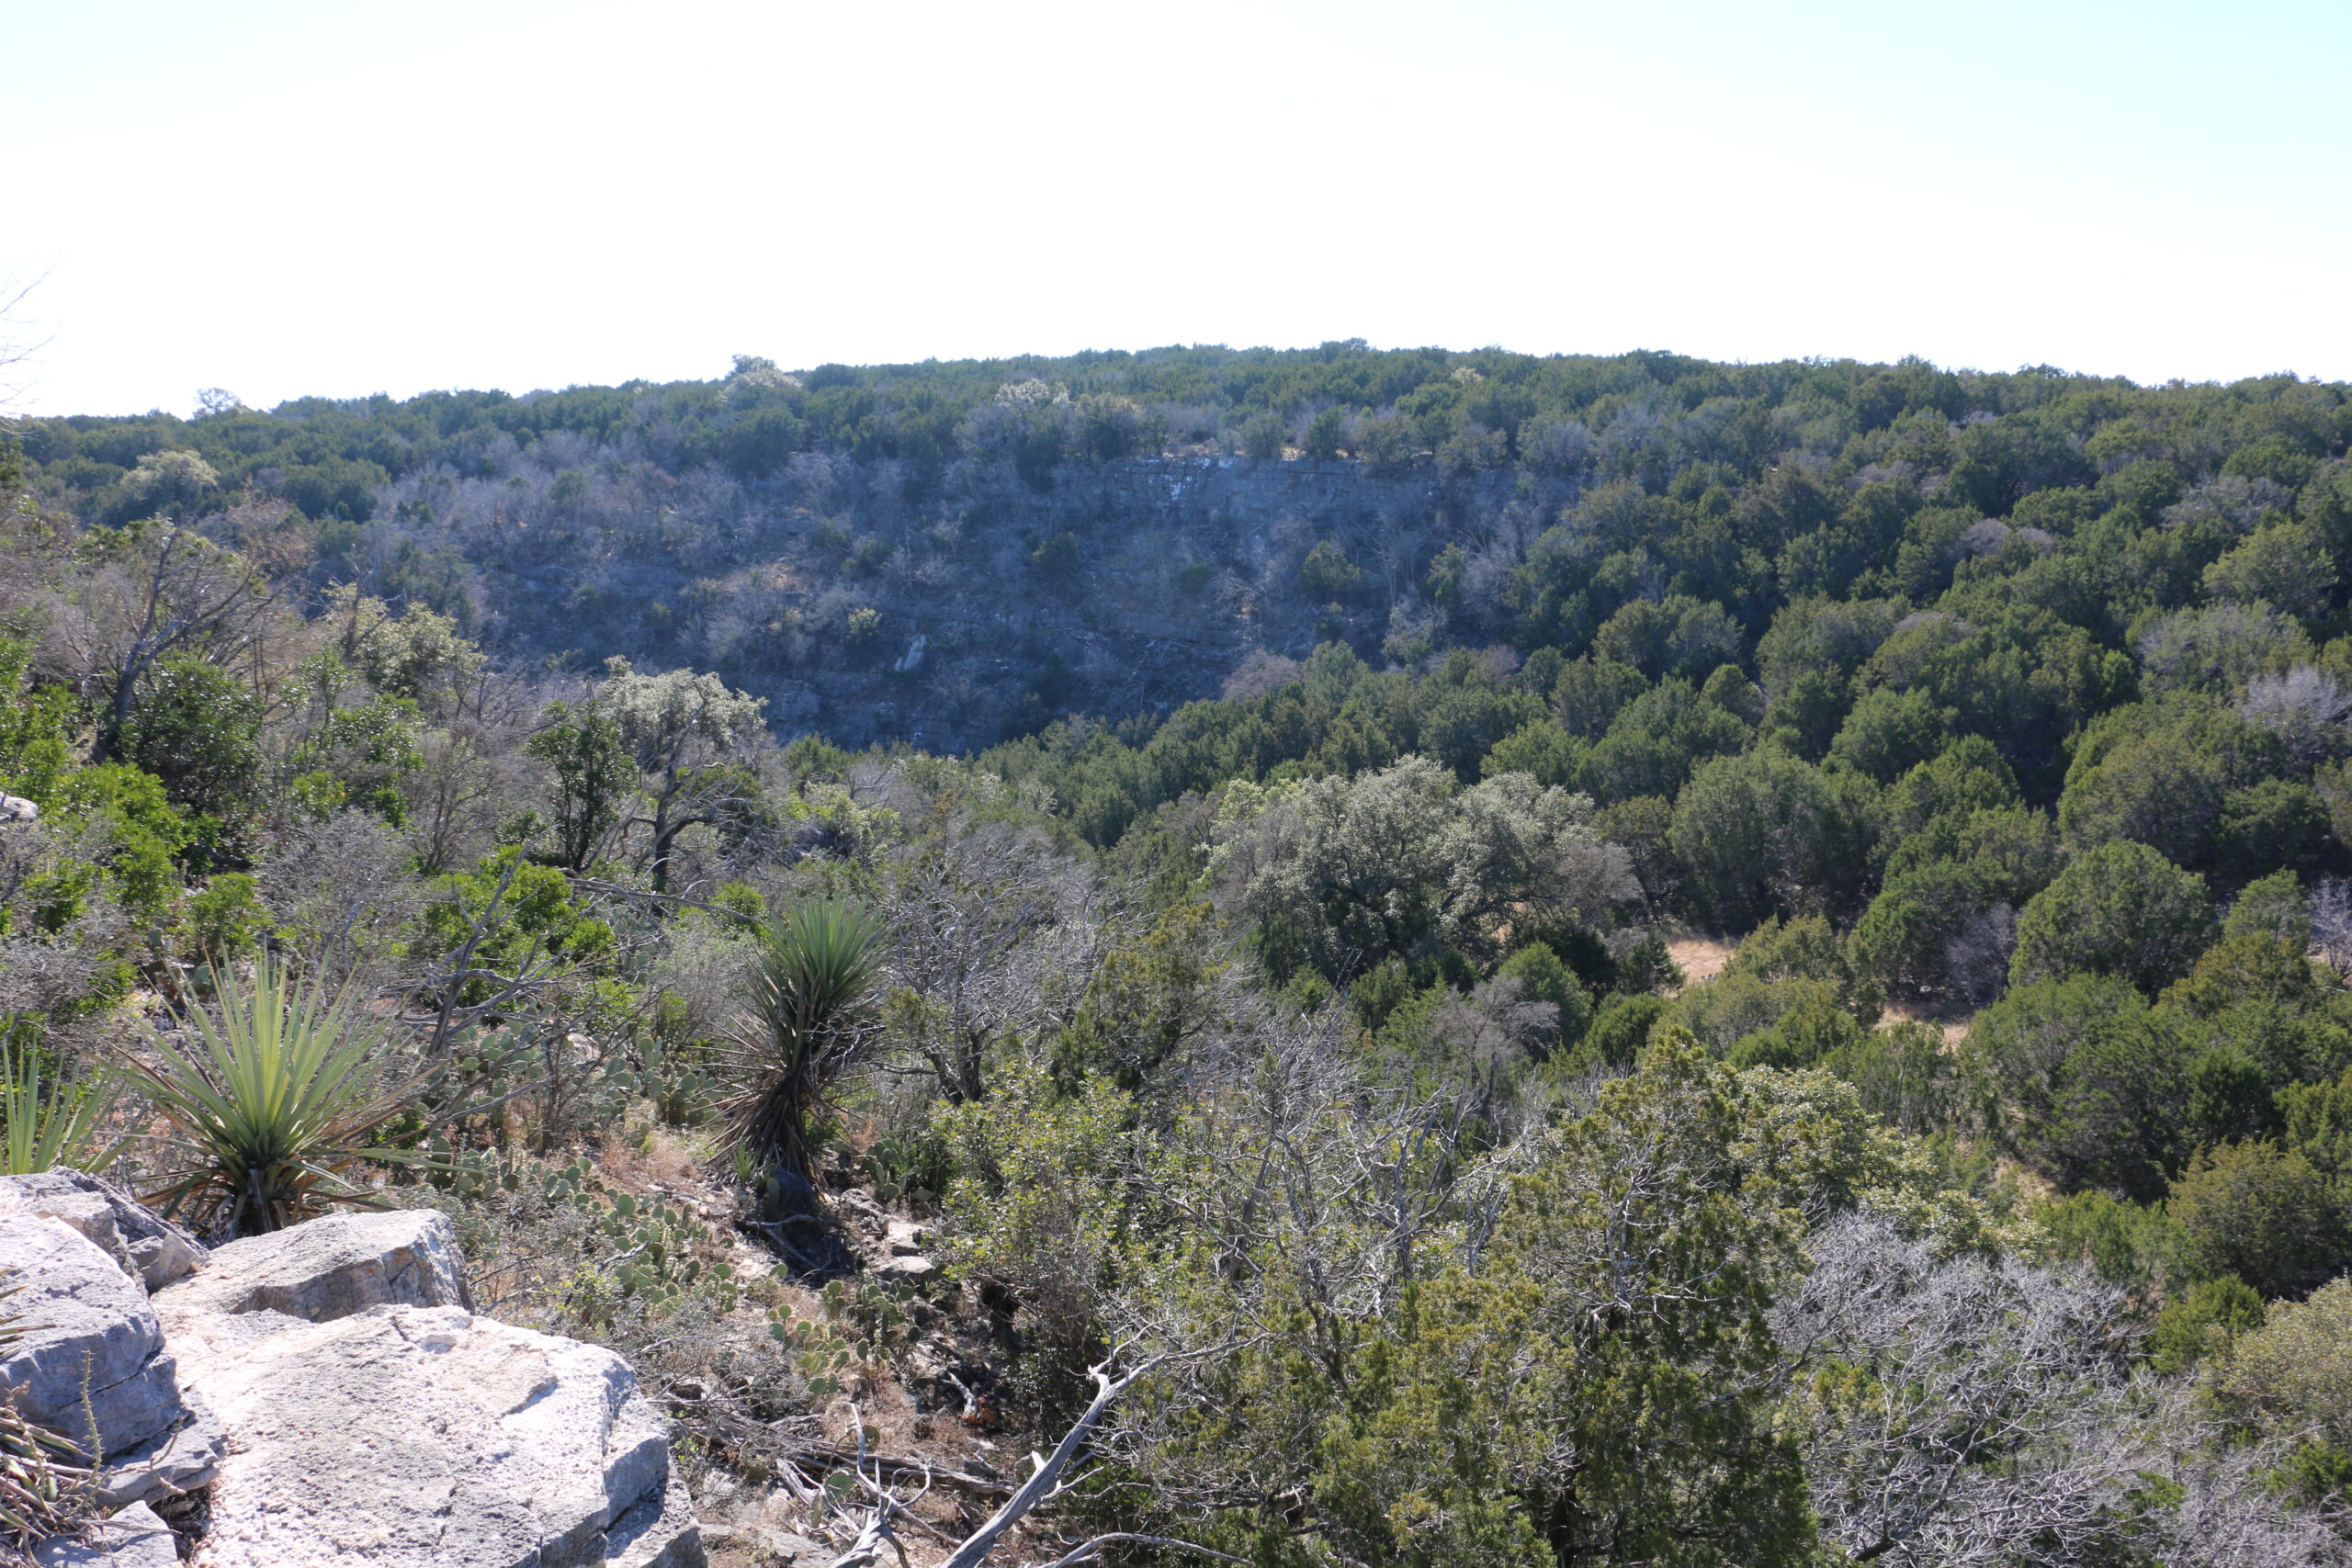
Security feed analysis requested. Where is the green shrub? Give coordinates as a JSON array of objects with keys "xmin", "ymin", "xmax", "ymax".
[
  {"xmin": 184, "ymin": 873, "xmax": 270, "ymax": 963},
  {"xmin": 2151, "ymin": 1275, "xmax": 2263, "ymax": 1374},
  {"xmin": 2168, "ymin": 1140, "xmax": 2351, "ymax": 1300}
]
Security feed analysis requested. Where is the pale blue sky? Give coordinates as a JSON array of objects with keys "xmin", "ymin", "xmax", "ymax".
[{"xmin": 5, "ymin": 0, "xmax": 2347, "ymax": 414}]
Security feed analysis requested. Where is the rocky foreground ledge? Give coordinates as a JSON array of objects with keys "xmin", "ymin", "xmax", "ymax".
[{"xmin": 0, "ymin": 1171, "xmax": 704, "ymax": 1568}]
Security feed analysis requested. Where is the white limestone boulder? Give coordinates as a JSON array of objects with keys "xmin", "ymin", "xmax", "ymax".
[
  {"xmin": 176, "ymin": 1303, "xmax": 701, "ymax": 1568},
  {"xmin": 12, "ymin": 1200, "xmax": 702, "ymax": 1567},
  {"xmin": 151, "ymin": 1207, "xmax": 467, "ymax": 1332}
]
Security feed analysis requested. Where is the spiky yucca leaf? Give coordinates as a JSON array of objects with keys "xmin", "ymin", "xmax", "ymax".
[
  {"xmin": 720, "ymin": 898, "xmax": 882, "ymax": 1190},
  {"xmin": 119, "ymin": 954, "xmax": 443, "ymax": 1236},
  {"xmin": 0, "ymin": 1022, "xmax": 125, "ymax": 1177}
]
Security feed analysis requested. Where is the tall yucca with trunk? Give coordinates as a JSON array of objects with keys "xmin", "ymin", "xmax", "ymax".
[
  {"xmin": 120, "ymin": 954, "xmax": 441, "ymax": 1236},
  {"xmin": 721, "ymin": 899, "xmax": 882, "ymax": 1198}
]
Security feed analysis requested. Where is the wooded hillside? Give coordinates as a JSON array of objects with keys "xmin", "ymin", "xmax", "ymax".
[{"xmin": 8, "ymin": 345, "xmax": 2352, "ymax": 1566}]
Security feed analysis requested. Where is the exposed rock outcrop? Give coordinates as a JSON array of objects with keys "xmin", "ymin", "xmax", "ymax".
[
  {"xmin": 0, "ymin": 1174, "xmax": 227, "ymax": 1545},
  {"xmin": 2, "ymin": 1187, "xmax": 702, "ymax": 1568},
  {"xmin": 0, "ymin": 1214, "xmax": 185, "ymax": 1460},
  {"xmin": 0, "ymin": 1170, "xmax": 207, "ymax": 1292},
  {"xmin": 177, "ymin": 1303, "xmax": 699, "ymax": 1568},
  {"xmin": 151, "ymin": 1208, "xmax": 469, "ymax": 1328}
]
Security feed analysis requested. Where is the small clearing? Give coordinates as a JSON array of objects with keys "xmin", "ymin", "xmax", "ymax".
[{"xmin": 1666, "ymin": 934, "xmax": 1736, "ymax": 991}]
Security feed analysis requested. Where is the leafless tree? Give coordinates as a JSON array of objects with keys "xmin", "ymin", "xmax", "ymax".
[
  {"xmin": 0, "ymin": 934, "xmax": 103, "ymax": 1023},
  {"xmin": 641, "ymin": 911, "xmax": 760, "ymax": 1045},
  {"xmin": 254, "ymin": 809, "xmax": 423, "ymax": 989},
  {"xmin": 2315, "ymin": 876, "xmax": 2352, "ymax": 973},
  {"xmin": 404, "ymin": 718, "xmax": 540, "ymax": 874},
  {"xmin": 2136, "ymin": 602, "xmax": 2301, "ymax": 695},
  {"xmin": 1772, "ymin": 1215, "xmax": 2137, "ymax": 1566},
  {"xmin": 33, "ymin": 522, "xmax": 279, "ymax": 761},
  {"xmin": 1940, "ymin": 902, "xmax": 2017, "ymax": 1009},
  {"xmin": 2137, "ymin": 1399, "xmax": 2352, "ymax": 1568},
  {"xmin": 1455, "ymin": 536, "xmax": 1521, "ymax": 635},
  {"xmin": 0, "ymin": 816, "xmax": 46, "ymax": 926},
  {"xmin": 2163, "ymin": 474, "xmax": 2297, "ymax": 536},
  {"xmin": 1217, "ymin": 650, "xmax": 1299, "ymax": 703},
  {"xmin": 1773, "ymin": 1214, "xmax": 2351, "ymax": 1566},
  {"xmin": 0, "ymin": 266, "xmax": 50, "ymax": 418},
  {"xmin": 2243, "ymin": 664, "xmax": 2352, "ymax": 763},
  {"xmin": 1416, "ymin": 972, "xmax": 1557, "ymax": 1125},
  {"xmin": 877, "ymin": 814, "xmax": 1096, "ymax": 1102}
]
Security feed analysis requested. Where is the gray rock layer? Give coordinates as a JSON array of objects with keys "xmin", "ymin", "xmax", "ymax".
[
  {"xmin": 0, "ymin": 1217, "xmax": 181, "ymax": 1459},
  {"xmin": 153, "ymin": 1208, "xmax": 469, "ymax": 1328},
  {"xmin": 0, "ymin": 1170, "xmax": 207, "ymax": 1292},
  {"xmin": 32, "ymin": 1501, "xmax": 178, "ymax": 1568},
  {"xmin": 94, "ymin": 1391, "xmax": 225, "ymax": 1508},
  {"xmin": 605, "ymin": 1472, "xmax": 707, "ymax": 1568}
]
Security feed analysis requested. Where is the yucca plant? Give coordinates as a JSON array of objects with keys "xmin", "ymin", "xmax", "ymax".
[
  {"xmin": 719, "ymin": 898, "xmax": 882, "ymax": 1202},
  {"xmin": 0, "ymin": 1021, "xmax": 126, "ymax": 1177},
  {"xmin": 119, "ymin": 953, "xmax": 446, "ymax": 1236}
]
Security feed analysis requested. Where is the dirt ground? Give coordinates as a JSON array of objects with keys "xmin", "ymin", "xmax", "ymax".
[
  {"xmin": 1873, "ymin": 1007, "xmax": 1977, "ymax": 1047},
  {"xmin": 1664, "ymin": 932, "xmax": 1736, "ymax": 991},
  {"xmin": 570, "ymin": 1129, "xmax": 1020, "ymax": 1567}
]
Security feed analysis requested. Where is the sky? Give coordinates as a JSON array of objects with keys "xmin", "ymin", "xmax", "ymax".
[{"xmin": 4, "ymin": 0, "xmax": 2348, "ymax": 416}]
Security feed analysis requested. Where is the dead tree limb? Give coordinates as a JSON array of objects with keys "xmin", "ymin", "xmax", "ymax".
[
  {"xmin": 823, "ymin": 1403, "xmax": 922, "ymax": 1568},
  {"xmin": 788, "ymin": 1444, "xmax": 1015, "ymax": 1497},
  {"xmin": 933, "ymin": 1349, "xmax": 1165, "ymax": 1568}
]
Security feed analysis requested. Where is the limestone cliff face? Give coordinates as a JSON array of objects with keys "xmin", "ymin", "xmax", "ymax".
[{"xmin": 391, "ymin": 451, "xmax": 1566, "ymax": 751}]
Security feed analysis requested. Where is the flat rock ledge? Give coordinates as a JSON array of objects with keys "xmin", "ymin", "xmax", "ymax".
[{"xmin": 2, "ymin": 1180, "xmax": 702, "ymax": 1568}]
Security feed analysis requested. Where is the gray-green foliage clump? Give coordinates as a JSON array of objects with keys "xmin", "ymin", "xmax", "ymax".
[
  {"xmin": 1210, "ymin": 755, "xmax": 1637, "ymax": 981},
  {"xmin": 526, "ymin": 656, "xmax": 767, "ymax": 884},
  {"xmin": 1061, "ymin": 1032, "xmax": 2185, "ymax": 1568},
  {"xmin": 940, "ymin": 1020, "xmax": 2348, "ymax": 1565}
]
